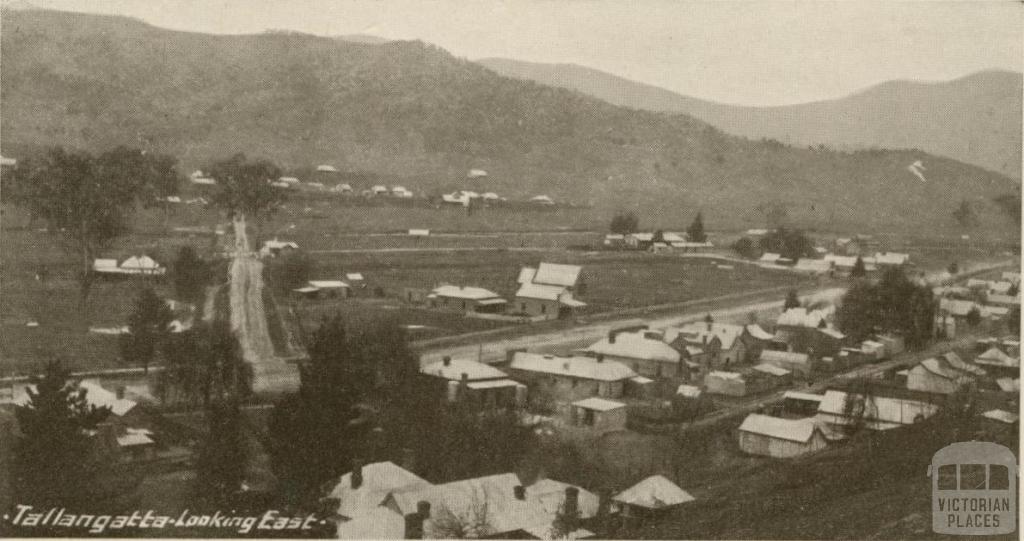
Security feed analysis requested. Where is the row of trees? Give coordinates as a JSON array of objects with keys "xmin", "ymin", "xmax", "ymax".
[
  {"xmin": 836, "ymin": 267, "xmax": 935, "ymax": 348},
  {"xmin": 608, "ymin": 211, "xmax": 707, "ymax": 242}
]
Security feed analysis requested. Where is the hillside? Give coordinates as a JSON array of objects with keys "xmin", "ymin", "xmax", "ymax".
[
  {"xmin": 478, "ymin": 58, "xmax": 1023, "ymax": 179},
  {"xmin": 1, "ymin": 9, "xmax": 1019, "ymax": 234}
]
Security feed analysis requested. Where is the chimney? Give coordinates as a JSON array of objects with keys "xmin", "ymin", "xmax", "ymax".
[
  {"xmin": 461, "ymin": 373, "xmax": 469, "ymax": 386},
  {"xmin": 417, "ymin": 501, "xmax": 431, "ymax": 519},
  {"xmin": 116, "ymin": 385, "xmax": 126, "ymax": 399},
  {"xmin": 596, "ymin": 353, "xmax": 604, "ymax": 363},
  {"xmin": 351, "ymin": 459, "xmax": 364, "ymax": 489},
  {"xmin": 564, "ymin": 487, "xmax": 579, "ymax": 517},
  {"xmin": 596, "ymin": 488, "xmax": 612, "ymax": 518},
  {"xmin": 608, "ymin": 330, "xmax": 617, "ymax": 344},
  {"xmin": 404, "ymin": 511, "xmax": 425, "ymax": 539},
  {"xmin": 443, "ymin": 356, "xmax": 452, "ymax": 367},
  {"xmin": 514, "ymin": 485, "xmax": 526, "ymax": 500}
]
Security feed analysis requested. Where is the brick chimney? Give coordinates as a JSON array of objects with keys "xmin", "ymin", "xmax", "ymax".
[
  {"xmin": 404, "ymin": 501, "xmax": 431, "ymax": 539},
  {"xmin": 564, "ymin": 486, "xmax": 579, "ymax": 517},
  {"xmin": 442, "ymin": 356, "xmax": 452, "ymax": 367},
  {"xmin": 351, "ymin": 459, "xmax": 364, "ymax": 489},
  {"xmin": 608, "ymin": 330, "xmax": 617, "ymax": 344},
  {"xmin": 514, "ymin": 485, "xmax": 526, "ymax": 500},
  {"xmin": 116, "ymin": 385, "xmax": 126, "ymax": 399}
]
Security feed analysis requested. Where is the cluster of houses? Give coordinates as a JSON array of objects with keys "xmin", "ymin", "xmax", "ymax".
[
  {"xmin": 325, "ymin": 459, "xmax": 696, "ymax": 539},
  {"xmin": 603, "ymin": 232, "xmax": 714, "ymax": 253},
  {"xmin": 934, "ymin": 271, "xmax": 1020, "ymax": 337},
  {"xmin": 407, "ymin": 262, "xmax": 587, "ymax": 322},
  {"xmin": 756, "ymin": 250, "xmax": 911, "ymax": 277}
]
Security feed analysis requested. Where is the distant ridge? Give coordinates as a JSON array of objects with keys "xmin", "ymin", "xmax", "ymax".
[{"xmin": 478, "ymin": 58, "xmax": 1023, "ymax": 178}]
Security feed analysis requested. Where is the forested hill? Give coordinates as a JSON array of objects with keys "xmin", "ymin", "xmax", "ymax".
[{"xmin": 1, "ymin": 9, "xmax": 1018, "ymax": 233}]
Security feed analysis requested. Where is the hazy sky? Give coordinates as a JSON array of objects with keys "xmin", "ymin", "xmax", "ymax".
[{"xmin": 10, "ymin": 0, "xmax": 1023, "ymax": 106}]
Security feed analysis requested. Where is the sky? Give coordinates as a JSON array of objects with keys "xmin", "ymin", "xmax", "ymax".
[{"xmin": 8, "ymin": 0, "xmax": 1023, "ymax": 106}]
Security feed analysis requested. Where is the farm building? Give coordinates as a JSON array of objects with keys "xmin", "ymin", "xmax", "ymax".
[
  {"xmin": 514, "ymin": 263, "xmax": 586, "ymax": 320},
  {"xmin": 815, "ymin": 389, "xmax": 940, "ymax": 431},
  {"xmin": 704, "ymin": 371, "xmax": 747, "ymax": 397},
  {"xmin": 906, "ymin": 358, "xmax": 972, "ymax": 395},
  {"xmin": 585, "ymin": 329, "xmax": 684, "ymax": 380},
  {"xmin": 664, "ymin": 322, "xmax": 749, "ymax": 369},
  {"xmin": 759, "ymin": 350, "xmax": 812, "ymax": 377},
  {"xmin": 507, "ymin": 352, "xmax": 636, "ymax": 404},
  {"xmin": 613, "ymin": 475, "xmax": 695, "ymax": 518},
  {"xmin": 603, "ymin": 234, "xmax": 626, "ymax": 247},
  {"xmin": 427, "ymin": 285, "xmax": 507, "ymax": 314},
  {"xmin": 737, "ymin": 414, "xmax": 828, "ymax": 458},
  {"xmin": 570, "ymin": 397, "xmax": 627, "ymax": 435},
  {"xmin": 420, "ymin": 357, "xmax": 522, "ymax": 409}
]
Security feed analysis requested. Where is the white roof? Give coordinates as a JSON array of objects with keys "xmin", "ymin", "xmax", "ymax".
[
  {"xmin": 482, "ymin": 192, "xmax": 500, "ymax": 199},
  {"xmin": 661, "ymin": 232, "xmax": 686, "ymax": 243},
  {"xmin": 707, "ymin": 370, "xmax": 744, "ymax": 381},
  {"xmin": 759, "ymin": 253, "xmax": 781, "ymax": 262},
  {"xmin": 777, "ymin": 308, "xmax": 827, "ymax": 328},
  {"xmin": 630, "ymin": 233, "xmax": 654, "ymax": 242},
  {"xmin": 613, "ymin": 475, "xmax": 695, "ymax": 509},
  {"xmin": 676, "ymin": 385, "xmax": 702, "ymax": 398},
  {"xmin": 515, "ymin": 282, "xmax": 566, "ymax": 301},
  {"xmin": 939, "ymin": 298, "xmax": 979, "ymax": 317},
  {"xmin": 345, "ymin": 273, "xmax": 364, "ymax": 281},
  {"xmin": 263, "ymin": 239, "xmax": 299, "ymax": 250},
  {"xmin": 746, "ymin": 229, "xmax": 768, "ymax": 235},
  {"xmin": 467, "ymin": 168, "xmax": 488, "ymax": 178},
  {"xmin": 572, "ymin": 397, "xmax": 625, "ymax": 412},
  {"xmin": 190, "ymin": 177, "xmax": 216, "ymax": 185},
  {"xmin": 986, "ymin": 294, "xmax": 1020, "ymax": 306},
  {"xmin": 533, "ymin": 263, "xmax": 582, "ymax": 287},
  {"xmin": 329, "ymin": 461, "xmax": 431, "ymax": 519},
  {"xmin": 308, "ymin": 280, "xmax": 348, "ymax": 289},
  {"xmin": 746, "ymin": 324, "xmax": 774, "ymax": 340},
  {"xmin": 981, "ymin": 410, "xmax": 1019, "ymax": 424},
  {"xmin": 466, "ymin": 379, "xmax": 521, "ymax": 390},
  {"xmin": 517, "ymin": 267, "xmax": 537, "ymax": 284},
  {"xmin": 873, "ymin": 252, "xmax": 910, "ymax": 265},
  {"xmin": 752, "ymin": 363, "xmax": 791, "ymax": 377},
  {"xmin": 975, "ymin": 347, "xmax": 1018, "ymax": 368},
  {"xmin": 759, "ymin": 350, "xmax": 810, "ymax": 365},
  {"xmin": 431, "ymin": 285, "xmax": 503, "ymax": 301},
  {"xmin": 0, "ymin": 155, "xmax": 17, "ymax": 166},
  {"xmin": 587, "ymin": 331, "xmax": 681, "ymax": 363},
  {"xmin": 996, "ymin": 378, "xmax": 1020, "ymax": 392},
  {"xmin": 794, "ymin": 259, "xmax": 832, "ymax": 273},
  {"xmin": 739, "ymin": 414, "xmax": 820, "ymax": 442},
  {"xmin": 279, "ymin": 176, "xmax": 300, "ymax": 183},
  {"xmin": 408, "ymin": 229, "xmax": 430, "ymax": 236},
  {"xmin": 530, "ymin": 195, "xmax": 554, "ymax": 202},
  {"xmin": 1001, "ymin": 271, "xmax": 1020, "ymax": 282},
  {"xmin": 421, "ymin": 358, "xmax": 509, "ymax": 381},
  {"xmin": 317, "ymin": 165, "xmax": 339, "ymax": 172},
  {"xmin": 670, "ymin": 241, "xmax": 714, "ymax": 248},
  {"xmin": 117, "ymin": 433, "xmax": 155, "ymax": 447},
  {"xmin": 120, "ymin": 255, "xmax": 160, "ymax": 270},
  {"xmin": 783, "ymin": 391, "xmax": 825, "ymax": 402},
  {"xmin": 666, "ymin": 322, "xmax": 745, "ymax": 350},
  {"xmin": 93, "ymin": 258, "xmax": 119, "ymax": 270},
  {"xmin": 335, "ymin": 506, "xmax": 405, "ymax": 539},
  {"xmin": 940, "ymin": 352, "xmax": 986, "ymax": 376},
  {"xmin": 511, "ymin": 352, "xmax": 636, "ymax": 381},
  {"xmin": 819, "ymin": 327, "xmax": 846, "ymax": 340},
  {"xmin": 293, "ymin": 286, "xmax": 319, "ymax": 293}
]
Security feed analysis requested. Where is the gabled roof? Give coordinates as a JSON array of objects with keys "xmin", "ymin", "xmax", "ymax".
[
  {"xmin": 526, "ymin": 479, "xmax": 600, "ymax": 519},
  {"xmin": 533, "ymin": 263, "xmax": 582, "ymax": 287},
  {"xmin": 517, "ymin": 267, "xmax": 537, "ymax": 284},
  {"xmin": 739, "ymin": 414, "xmax": 820, "ymax": 442},
  {"xmin": 586, "ymin": 331, "xmax": 681, "ymax": 363},
  {"xmin": 981, "ymin": 409, "xmax": 1019, "ymax": 424},
  {"xmin": 996, "ymin": 378, "xmax": 1020, "ymax": 392},
  {"xmin": 420, "ymin": 358, "xmax": 509, "ymax": 381},
  {"xmin": 783, "ymin": 391, "xmax": 825, "ymax": 402},
  {"xmin": 676, "ymin": 385, "xmax": 702, "ymax": 398},
  {"xmin": 346, "ymin": 273, "xmax": 364, "ymax": 281},
  {"xmin": 752, "ymin": 363, "xmax": 791, "ymax": 377},
  {"xmin": 759, "ymin": 253, "xmax": 781, "ymax": 262},
  {"xmin": 873, "ymin": 252, "xmax": 910, "ymax": 265},
  {"xmin": 328, "ymin": 461, "xmax": 431, "ymax": 519},
  {"xmin": 707, "ymin": 370, "xmax": 744, "ymax": 381},
  {"xmin": 668, "ymin": 322, "xmax": 744, "ymax": 350},
  {"xmin": 986, "ymin": 294, "xmax": 1020, "ymax": 306},
  {"xmin": 989, "ymin": 281, "xmax": 1013, "ymax": 294},
  {"xmin": 316, "ymin": 164, "xmax": 339, "ymax": 172},
  {"xmin": 120, "ymin": 255, "xmax": 160, "ymax": 270},
  {"xmin": 430, "ymin": 285, "xmax": 503, "ymax": 300},
  {"xmin": 613, "ymin": 475, "xmax": 695, "ymax": 509},
  {"xmin": 776, "ymin": 308, "xmax": 828, "ymax": 328},
  {"xmin": 309, "ymin": 280, "xmax": 348, "ymax": 289},
  {"xmin": 515, "ymin": 282, "xmax": 566, "ymax": 301},
  {"xmin": 940, "ymin": 352, "xmax": 986, "ymax": 376},
  {"xmin": 794, "ymin": 259, "xmax": 832, "ymax": 273},
  {"xmin": 510, "ymin": 352, "xmax": 636, "ymax": 382},
  {"xmin": 819, "ymin": 327, "xmax": 846, "ymax": 340},
  {"xmin": 661, "ymin": 232, "xmax": 686, "ymax": 243},
  {"xmin": 975, "ymin": 347, "xmax": 1018, "ymax": 368},
  {"xmin": 572, "ymin": 397, "xmax": 625, "ymax": 411}
]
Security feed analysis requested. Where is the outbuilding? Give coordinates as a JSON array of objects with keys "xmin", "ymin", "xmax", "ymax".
[
  {"xmin": 737, "ymin": 414, "xmax": 828, "ymax": 458},
  {"xmin": 570, "ymin": 397, "xmax": 627, "ymax": 435}
]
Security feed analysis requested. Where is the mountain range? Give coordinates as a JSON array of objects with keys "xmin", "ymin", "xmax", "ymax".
[
  {"xmin": 0, "ymin": 9, "xmax": 1018, "ymax": 233},
  {"xmin": 478, "ymin": 58, "xmax": 1022, "ymax": 179}
]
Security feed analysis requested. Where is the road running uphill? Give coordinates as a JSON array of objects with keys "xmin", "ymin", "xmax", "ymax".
[{"xmin": 229, "ymin": 215, "xmax": 300, "ymax": 397}]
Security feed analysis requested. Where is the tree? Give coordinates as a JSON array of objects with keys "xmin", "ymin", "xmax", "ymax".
[
  {"xmin": 850, "ymin": 256, "xmax": 867, "ymax": 279},
  {"xmin": 783, "ymin": 289, "xmax": 801, "ymax": 310},
  {"xmin": 652, "ymin": 229, "xmax": 665, "ymax": 243},
  {"xmin": 609, "ymin": 211, "xmax": 639, "ymax": 235},
  {"xmin": 208, "ymin": 153, "xmax": 285, "ymax": 221},
  {"xmin": 11, "ymin": 147, "xmax": 158, "ymax": 304},
  {"xmin": 194, "ymin": 399, "xmax": 247, "ymax": 504},
  {"xmin": 267, "ymin": 249, "xmax": 314, "ymax": 292},
  {"xmin": 1006, "ymin": 306, "xmax": 1020, "ymax": 336},
  {"xmin": 172, "ymin": 246, "xmax": 211, "ymax": 304},
  {"xmin": 731, "ymin": 237, "xmax": 758, "ymax": 259},
  {"xmin": 947, "ymin": 261, "xmax": 959, "ymax": 276},
  {"xmin": 953, "ymin": 200, "xmax": 976, "ymax": 228},
  {"xmin": 13, "ymin": 361, "xmax": 112, "ymax": 506},
  {"xmin": 119, "ymin": 287, "xmax": 174, "ymax": 374},
  {"xmin": 759, "ymin": 227, "xmax": 814, "ymax": 261},
  {"xmin": 157, "ymin": 320, "xmax": 248, "ymax": 408},
  {"xmin": 1009, "ymin": 282, "xmax": 1019, "ymax": 297},
  {"xmin": 687, "ymin": 212, "xmax": 707, "ymax": 243},
  {"xmin": 965, "ymin": 307, "xmax": 982, "ymax": 327},
  {"xmin": 837, "ymin": 267, "xmax": 935, "ymax": 348}
]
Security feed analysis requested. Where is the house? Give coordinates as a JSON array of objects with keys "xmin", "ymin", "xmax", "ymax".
[
  {"xmin": 427, "ymin": 285, "xmax": 507, "ymax": 314},
  {"xmin": 704, "ymin": 371, "xmax": 747, "ymax": 397},
  {"xmin": 326, "ymin": 460, "xmax": 431, "ymax": 520},
  {"xmin": 507, "ymin": 352, "xmax": 636, "ymax": 405},
  {"xmin": 907, "ymin": 358, "xmax": 971, "ymax": 395},
  {"xmin": 776, "ymin": 307, "xmax": 829, "ymax": 330},
  {"xmin": 612, "ymin": 475, "xmax": 695, "ymax": 517},
  {"xmin": 570, "ymin": 398, "xmax": 627, "ymax": 435},
  {"xmin": 585, "ymin": 329, "xmax": 684, "ymax": 380},
  {"xmin": 420, "ymin": 357, "xmax": 523, "ymax": 409},
  {"xmin": 759, "ymin": 350, "xmax": 812, "ymax": 377},
  {"xmin": 940, "ymin": 352, "xmax": 986, "ymax": 377},
  {"xmin": 743, "ymin": 324, "xmax": 775, "ymax": 361},
  {"xmin": 664, "ymin": 322, "xmax": 748, "ymax": 369},
  {"xmin": 876, "ymin": 334, "xmax": 905, "ymax": 356},
  {"xmin": 649, "ymin": 242, "xmax": 672, "ymax": 254},
  {"xmin": 737, "ymin": 414, "xmax": 828, "ymax": 458},
  {"xmin": 307, "ymin": 280, "xmax": 351, "ymax": 299},
  {"xmin": 751, "ymin": 363, "xmax": 793, "ymax": 387},
  {"xmin": 514, "ymin": 263, "xmax": 586, "ymax": 320},
  {"xmin": 974, "ymin": 347, "xmax": 1019, "ymax": 375},
  {"xmin": 872, "ymin": 252, "xmax": 911, "ymax": 268},
  {"xmin": 815, "ymin": 389, "xmax": 940, "ymax": 431},
  {"xmin": 625, "ymin": 233, "xmax": 654, "ymax": 250},
  {"xmin": 481, "ymin": 192, "xmax": 500, "ymax": 200}
]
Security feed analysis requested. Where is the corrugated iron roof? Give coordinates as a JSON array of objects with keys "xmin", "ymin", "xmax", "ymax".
[
  {"xmin": 510, "ymin": 352, "xmax": 636, "ymax": 381},
  {"xmin": 330, "ymin": 462, "xmax": 432, "ymax": 519},
  {"xmin": 613, "ymin": 475, "xmax": 694, "ymax": 509},
  {"xmin": 739, "ymin": 414, "xmax": 819, "ymax": 442},
  {"xmin": 586, "ymin": 331, "xmax": 680, "ymax": 363},
  {"xmin": 432, "ymin": 285, "xmax": 503, "ymax": 300},
  {"xmin": 533, "ymin": 263, "xmax": 582, "ymax": 287},
  {"xmin": 420, "ymin": 358, "xmax": 509, "ymax": 381}
]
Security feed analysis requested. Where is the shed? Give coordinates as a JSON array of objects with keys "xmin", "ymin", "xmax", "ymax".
[
  {"xmin": 571, "ymin": 398, "xmax": 627, "ymax": 435},
  {"xmin": 737, "ymin": 414, "xmax": 828, "ymax": 458}
]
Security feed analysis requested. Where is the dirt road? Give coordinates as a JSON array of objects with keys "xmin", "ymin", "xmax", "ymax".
[{"xmin": 229, "ymin": 215, "xmax": 300, "ymax": 396}]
